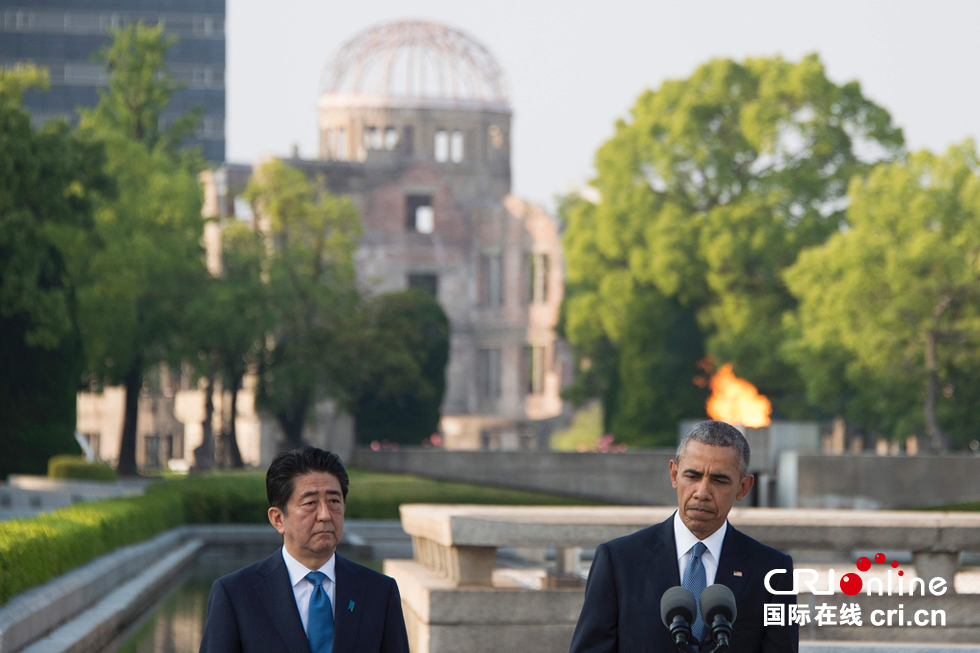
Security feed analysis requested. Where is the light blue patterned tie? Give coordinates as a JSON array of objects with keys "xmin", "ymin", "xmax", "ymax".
[
  {"xmin": 682, "ymin": 542, "xmax": 707, "ymax": 647},
  {"xmin": 305, "ymin": 571, "xmax": 334, "ymax": 653}
]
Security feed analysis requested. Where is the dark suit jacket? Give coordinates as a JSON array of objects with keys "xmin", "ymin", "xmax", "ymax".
[
  {"xmin": 568, "ymin": 514, "xmax": 798, "ymax": 653},
  {"xmin": 199, "ymin": 550, "xmax": 410, "ymax": 653}
]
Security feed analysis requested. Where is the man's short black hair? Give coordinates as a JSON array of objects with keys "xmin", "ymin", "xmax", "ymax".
[
  {"xmin": 676, "ymin": 420, "xmax": 751, "ymax": 477},
  {"xmin": 266, "ymin": 446, "xmax": 349, "ymax": 512}
]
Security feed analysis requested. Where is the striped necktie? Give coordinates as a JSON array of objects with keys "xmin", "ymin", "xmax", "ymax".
[
  {"xmin": 305, "ymin": 571, "xmax": 334, "ymax": 653},
  {"xmin": 682, "ymin": 541, "xmax": 708, "ymax": 647}
]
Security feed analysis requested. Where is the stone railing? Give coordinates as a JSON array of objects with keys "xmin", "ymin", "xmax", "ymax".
[{"xmin": 399, "ymin": 505, "xmax": 980, "ymax": 589}]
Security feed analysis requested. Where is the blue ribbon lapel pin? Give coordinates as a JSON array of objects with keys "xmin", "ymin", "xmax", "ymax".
[{"xmin": 348, "ymin": 600, "xmax": 355, "ymax": 612}]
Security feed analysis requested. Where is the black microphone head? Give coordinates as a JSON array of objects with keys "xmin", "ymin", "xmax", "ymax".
[
  {"xmin": 660, "ymin": 586, "xmax": 698, "ymax": 627},
  {"xmin": 700, "ymin": 584, "xmax": 737, "ymax": 626}
]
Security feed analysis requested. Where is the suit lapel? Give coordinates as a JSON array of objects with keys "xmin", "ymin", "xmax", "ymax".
[
  {"xmin": 254, "ymin": 551, "xmax": 313, "ymax": 653},
  {"xmin": 647, "ymin": 514, "xmax": 681, "ymax": 598},
  {"xmin": 331, "ymin": 555, "xmax": 366, "ymax": 653},
  {"xmin": 715, "ymin": 524, "xmax": 752, "ymax": 604}
]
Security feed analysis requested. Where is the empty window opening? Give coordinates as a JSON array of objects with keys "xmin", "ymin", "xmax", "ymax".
[
  {"xmin": 478, "ymin": 348, "xmax": 502, "ymax": 399},
  {"xmin": 405, "ymin": 195, "xmax": 434, "ymax": 234},
  {"xmin": 434, "ymin": 130, "xmax": 450, "ymax": 162},
  {"xmin": 450, "ymin": 131, "xmax": 464, "ymax": 162},
  {"xmin": 528, "ymin": 253, "xmax": 550, "ymax": 303},
  {"xmin": 384, "ymin": 127, "xmax": 399, "ymax": 151},
  {"xmin": 524, "ymin": 345, "xmax": 546, "ymax": 395},
  {"xmin": 363, "ymin": 126, "xmax": 383, "ymax": 151},
  {"xmin": 408, "ymin": 273, "xmax": 438, "ymax": 297},
  {"xmin": 479, "ymin": 253, "xmax": 503, "ymax": 306}
]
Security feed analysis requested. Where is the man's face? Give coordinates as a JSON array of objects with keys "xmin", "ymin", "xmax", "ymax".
[
  {"xmin": 670, "ymin": 441, "xmax": 754, "ymax": 540},
  {"xmin": 268, "ymin": 471, "xmax": 345, "ymax": 568}
]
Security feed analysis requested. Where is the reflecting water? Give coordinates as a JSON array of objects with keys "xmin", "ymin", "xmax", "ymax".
[{"xmin": 101, "ymin": 545, "xmax": 380, "ymax": 653}]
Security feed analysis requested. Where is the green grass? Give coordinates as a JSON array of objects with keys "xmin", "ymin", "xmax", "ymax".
[
  {"xmin": 920, "ymin": 501, "xmax": 980, "ymax": 511},
  {"xmin": 345, "ymin": 469, "xmax": 605, "ymax": 518}
]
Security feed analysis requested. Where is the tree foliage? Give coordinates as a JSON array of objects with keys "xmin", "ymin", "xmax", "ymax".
[
  {"xmin": 785, "ymin": 142, "xmax": 980, "ymax": 450},
  {"xmin": 244, "ymin": 160, "xmax": 361, "ymax": 446},
  {"xmin": 348, "ymin": 290, "xmax": 449, "ymax": 445},
  {"xmin": 562, "ymin": 54, "xmax": 903, "ymax": 442},
  {"xmin": 0, "ymin": 66, "xmax": 111, "ymax": 477},
  {"xmin": 74, "ymin": 24, "xmax": 206, "ymax": 475}
]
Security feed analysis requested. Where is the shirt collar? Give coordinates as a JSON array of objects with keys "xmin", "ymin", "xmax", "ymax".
[
  {"xmin": 673, "ymin": 510, "xmax": 727, "ymax": 565},
  {"xmin": 281, "ymin": 546, "xmax": 336, "ymax": 588}
]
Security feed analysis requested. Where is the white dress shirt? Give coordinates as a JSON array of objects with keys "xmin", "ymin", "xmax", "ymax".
[
  {"xmin": 673, "ymin": 511, "xmax": 727, "ymax": 587},
  {"xmin": 281, "ymin": 546, "xmax": 337, "ymax": 635}
]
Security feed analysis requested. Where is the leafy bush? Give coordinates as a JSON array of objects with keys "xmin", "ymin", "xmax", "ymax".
[{"xmin": 48, "ymin": 455, "xmax": 117, "ymax": 481}]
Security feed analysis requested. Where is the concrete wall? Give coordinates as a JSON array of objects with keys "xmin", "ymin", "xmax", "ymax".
[
  {"xmin": 350, "ymin": 448, "xmax": 678, "ymax": 505},
  {"xmin": 794, "ymin": 454, "xmax": 980, "ymax": 509},
  {"xmin": 352, "ymin": 448, "xmax": 980, "ymax": 509}
]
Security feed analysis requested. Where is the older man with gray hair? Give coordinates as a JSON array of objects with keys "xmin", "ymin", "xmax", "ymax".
[{"xmin": 569, "ymin": 420, "xmax": 798, "ymax": 653}]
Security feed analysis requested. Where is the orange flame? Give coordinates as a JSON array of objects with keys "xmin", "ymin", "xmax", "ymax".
[{"xmin": 706, "ymin": 363, "xmax": 772, "ymax": 428}]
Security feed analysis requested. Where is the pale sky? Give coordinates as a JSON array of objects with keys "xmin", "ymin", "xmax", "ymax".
[{"xmin": 227, "ymin": 0, "xmax": 980, "ymax": 211}]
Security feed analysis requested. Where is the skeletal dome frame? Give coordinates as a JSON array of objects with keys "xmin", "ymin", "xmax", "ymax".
[{"xmin": 321, "ymin": 20, "xmax": 509, "ymax": 105}]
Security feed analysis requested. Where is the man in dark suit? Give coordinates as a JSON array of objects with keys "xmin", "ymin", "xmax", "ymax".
[
  {"xmin": 569, "ymin": 420, "xmax": 798, "ymax": 652},
  {"xmin": 200, "ymin": 446, "xmax": 409, "ymax": 653}
]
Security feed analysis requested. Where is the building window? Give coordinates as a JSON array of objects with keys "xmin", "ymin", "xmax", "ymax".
[
  {"xmin": 408, "ymin": 273, "xmax": 438, "ymax": 297},
  {"xmin": 405, "ymin": 194, "xmax": 434, "ymax": 234},
  {"xmin": 524, "ymin": 345, "xmax": 546, "ymax": 395},
  {"xmin": 450, "ymin": 131, "xmax": 464, "ymax": 162},
  {"xmin": 363, "ymin": 126, "xmax": 382, "ymax": 150},
  {"xmin": 528, "ymin": 253, "xmax": 549, "ymax": 303},
  {"xmin": 434, "ymin": 130, "xmax": 450, "ymax": 162},
  {"xmin": 384, "ymin": 127, "xmax": 399, "ymax": 151},
  {"xmin": 477, "ymin": 348, "xmax": 502, "ymax": 399},
  {"xmin": 479, "ymin": 253, "xmax": 503, "ymax": 307}
]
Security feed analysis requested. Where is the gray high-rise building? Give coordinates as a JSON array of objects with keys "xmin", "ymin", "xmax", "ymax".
[{"xmin": 0, "ymin": 0, "xmax": 225, "ymax": 161}]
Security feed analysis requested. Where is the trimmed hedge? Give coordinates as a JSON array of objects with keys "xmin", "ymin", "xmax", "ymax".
[
  {"xmin": 1, "ymin": 469, "xmax": 603, "ymax": 605},
  {"xmin": 48, "ymin": 455, "xmax": 117, "ymax": 481},
  {"xmin": 0, "ymin": 492, "xmax": 183, "ymax": 605},
  {"xmin": 146, "ymin": 473, "xmax": 269, "ymax": 524}
]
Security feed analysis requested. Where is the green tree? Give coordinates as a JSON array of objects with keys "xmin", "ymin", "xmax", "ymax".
[
  {"xmin": 0, "ymin": 66, "xmax": 111, "ymax": 477},
  {"xmin": 562, "ymin": 54, "xmax": 903, "ymax": 441},
  {"xmin": 74, "ymin": 24, "xmax": 206, "ymax": 475},
  {"xmin": 243, "ymin": 160, "xmax": 361, "ymax": 447},
  {"xmin": 785, "ymin": 142, "xmax": 980, "ymax": 451},
  {"xmin": 184, "ymin": 221, "xmax": 270, "ymax": 468},
  {"xmin": 348, "ymin": 290, "xmax": 449, "ymax": 445}
]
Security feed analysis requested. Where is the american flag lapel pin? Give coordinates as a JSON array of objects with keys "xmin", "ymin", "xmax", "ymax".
[
  {"xmin": 734, "ymin": 571, "xmax": 743, "ymax": 577},
  {"xmin": 348, "ymin": 600, "xmax": 355, "ymax": 612}
]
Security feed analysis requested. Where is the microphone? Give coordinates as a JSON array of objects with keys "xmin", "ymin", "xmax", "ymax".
[
  {"xmin": 660, "ymin": 586, "xmax": 698, "ymax": 653},
  {"xmin": 699, "ymin": 584, "xmax": 737, "ymax": 652}
]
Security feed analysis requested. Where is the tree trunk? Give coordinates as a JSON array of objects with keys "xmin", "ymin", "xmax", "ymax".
[
  {"xmin": 924, "ymin": 296, "xmax": 952, "ymax": 453},
  {"xmin": 117, "ymin": 358, "xmax": 143, "ymax": 477},
  {"xmin": 193, "ymin": 363, "xmax": 217, "ymax": 472},
  {"xmin": 923, "ymin": 328, "xmax": 949, "ymax": 452},
  {"xmin": 222, "ymin": 371, "xmax": 244, "ymax": 468},
  {"xmin": 277, "ymin": 398, "xmax": 308, "ymax": 452}
]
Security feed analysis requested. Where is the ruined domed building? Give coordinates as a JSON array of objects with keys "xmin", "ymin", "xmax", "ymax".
[
  {"xmin": 78, "ymin": 20, "xmax": 569, "ymax": 468},
  {"xmin": 294, "ymin": 20, "xmax": 570, "ymax": 450}
]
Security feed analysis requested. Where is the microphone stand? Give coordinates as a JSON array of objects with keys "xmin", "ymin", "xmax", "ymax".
[
  {"xmin": 700, "ymin": 614, "xmax": 734, "ymax": 653},
  {"xmin": 667, "ymin": 615, "xmax": 697, "ymax": 653}
]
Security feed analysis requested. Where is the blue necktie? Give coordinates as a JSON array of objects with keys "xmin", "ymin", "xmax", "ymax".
[
  {"xmin": 682, "ymin": 541, "xmax": 707, "ymax": 647},
  {"xmin": 305, "ymin": 571, "xmax": 334, "ymax": 653}
]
